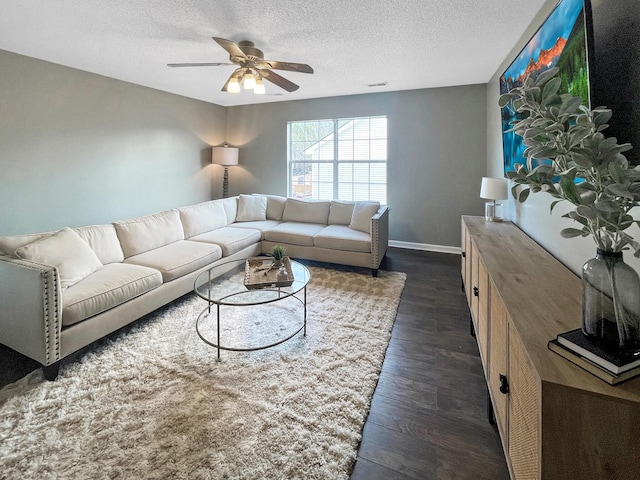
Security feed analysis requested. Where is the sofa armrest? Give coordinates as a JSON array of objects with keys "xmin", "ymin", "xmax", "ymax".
[
  {"xmin": 371, "ymin": 206, "xmax": 389, "ymax": 269},
  {"xmin": 0, "ymin": 255, "xmax": 62, "ymax": 366}
]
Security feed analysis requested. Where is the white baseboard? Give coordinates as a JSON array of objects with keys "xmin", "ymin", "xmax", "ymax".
[{"xmin": 389, "ymin": 240, "xmax": 461, "ymax": 255}]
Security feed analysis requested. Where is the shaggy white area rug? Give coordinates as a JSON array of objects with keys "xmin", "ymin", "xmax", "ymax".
[{"xmin": 0, "ymin": 265, "xmax": 405, "ymax": 480}]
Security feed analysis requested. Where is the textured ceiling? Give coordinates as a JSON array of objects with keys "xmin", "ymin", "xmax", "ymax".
[{"xmin": 0, "ymin": 0, "xmax": 548, "ymax": 107}]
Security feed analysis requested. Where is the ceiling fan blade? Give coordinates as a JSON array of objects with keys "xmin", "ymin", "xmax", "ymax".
[
  {"xmin": 258, "ymin": 60, "xmax": 314, "ymax": 74},
  {"xmin": 213, "ymin": 37, "xmax": 247, "ymax": 62},
  {"xmin": 167, "ymin": 62, "xmax": 233, "ymax": 67},
  {"xmin": 258, "ymin": 68, "xmax": 299, "ymax": 92}
]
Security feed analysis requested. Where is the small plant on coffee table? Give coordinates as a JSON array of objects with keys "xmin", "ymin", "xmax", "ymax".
[{"xmin": 271, "ymin": 244, "xmax": 286, "ymax": 267}]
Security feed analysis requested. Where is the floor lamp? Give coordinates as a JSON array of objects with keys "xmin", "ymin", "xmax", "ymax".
[{"xmin": 212, "ymin": 145, "xmax": 239, "ymax": 198}]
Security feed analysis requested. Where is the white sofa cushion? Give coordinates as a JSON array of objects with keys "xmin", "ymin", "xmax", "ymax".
[
  {"xmin": 282, "ymin": 199, "xmax": 330, "ymax": 224},
  {"xmin": 221, "ymin": 197, "xmax": 238, "ymax": 224},
  {"xmin": 189, "ymin": 226, "xmax": 261, "ymax": 257},
  {"xmin": 264, "ymin": 222, "xmax": 326, "ymax": 247},
  {"xmin": 314, "ymin": 225, "xmax": 371, "ymax": 253},
  {"xmin": 62, "ymin": 263, "xmax": 163, "ymax": 326},
  {"xmin": 236, "ymin": 194, "xmax": 267, "ymax": 222},
  {"xmin": 256, "ymin": 194, "xmax": 287, "ymax": 221},
  {"xmin": 114, "ymin": 209, "xmax": 184, "ymax": 258},
  {"xmin": 74, "ymin": 224, "xmax": 125, "ymax": 264},
  {"xmin": 328, "ymin": 201, "xmax": 355, "ymax": 225},
  {"xmin": 15, "ymin": 227, "xmax": 104, "ymax": 290},
  {"xmin": 124, "ymin": 240, "xmax": 222, "ymax": 282},
  {"xmin": 349, "ymin": 202, "xmax": 380, "ymax": 234},
  {"xmin": 178, "ymin": 200, "xmax": 227, "ymax": 238}
]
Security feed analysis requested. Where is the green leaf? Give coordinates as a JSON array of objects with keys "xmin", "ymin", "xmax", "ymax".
[
  {"xmin": 593, "ymin": 110, "xmax": 613, "ymax": 128},
  {"xmin": 550, "ymin": 200, "xmax": 563, "ymax": 213},
  {"xmin": 534, "ymin": 67, "xmax": 560, "ymax": 87},
  {"xmin": 518, "ymin": 188, "xmax": 530, "ymax": 203},
  {"xmin": 560, "ymin": 96, "xmax": 583, "ymax": 115},
  {"xmin": 498, "ymin": 94, "xmax": 514, "ymax": 108},
  {"xmin": 559, "ymin": 177, "xmax": 581, "ymax": 205},
  {"xmin": 605, "ymin": 184, "xmax": 634, "ymax": 200},
  {"xmin": 560, "ymin": 228, "xmax": 588, "ymax": 238},
  {"xmin": 542, "ymin": 77, "xmax": 561, "ymax": 100},
  {"xmin": 594, "ymin": 200, "xmax": 621, "ymax": 213}
]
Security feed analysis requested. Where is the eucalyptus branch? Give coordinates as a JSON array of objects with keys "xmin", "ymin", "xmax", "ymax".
[{"xmin": 499, "ymin": 67, "xmax": 639, "ymax": 256}]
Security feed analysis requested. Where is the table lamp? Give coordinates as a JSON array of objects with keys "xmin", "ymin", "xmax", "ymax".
[{"xmin": 480, "ymin": 177, "xmax": 508, "ymax": 222}]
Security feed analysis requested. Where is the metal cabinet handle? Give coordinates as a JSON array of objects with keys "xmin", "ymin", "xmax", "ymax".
[
  {"xmin": 462, "ymin": 251, "xmax": 466, "ymax": 258},
  {"xmin": 473, "ymin": 286, "xmax": 479, "ymax": 297},
  {"xmin": 499, "ymin": 374, "xmax": 509, "ymax": 394}
]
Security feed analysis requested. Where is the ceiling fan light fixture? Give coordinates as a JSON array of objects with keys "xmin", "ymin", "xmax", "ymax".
[
  {"xmin": 242, "ymin": 70, "xmax": 256, "ymax": 90},
  {"xmin": 254, "ymin": 76, "xmax": 265, "ymax": 95},
  {"xmin": 227, "ymin": 76, "xmax": 241, "ymax": 93}
]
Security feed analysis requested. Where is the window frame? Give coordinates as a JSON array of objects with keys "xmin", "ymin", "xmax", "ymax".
[{"xmin": 287, "ymin": 116, "xmax": 387, "ymax": 203}]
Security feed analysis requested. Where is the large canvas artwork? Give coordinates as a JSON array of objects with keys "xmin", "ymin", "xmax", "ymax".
[{"xmin": 500, "ymin": 0, "xmax": 590, "ymax": 175}]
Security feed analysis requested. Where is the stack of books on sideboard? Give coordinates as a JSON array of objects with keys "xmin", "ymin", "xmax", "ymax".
[{"xmin": 548, "ymin": 329, "xmax": 640, "ymax": 385}]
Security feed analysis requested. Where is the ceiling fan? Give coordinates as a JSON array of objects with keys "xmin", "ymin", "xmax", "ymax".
[{"xmin": 168, "ymin": 37, "xmax": 314, "ymax": 94}]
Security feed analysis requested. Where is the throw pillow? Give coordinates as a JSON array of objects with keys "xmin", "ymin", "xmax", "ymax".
[
  {"xmin": 328, "ymin": 201, "xmax": 355, "ymax": 225},
  {"xmin": 255, "ymin": 194, "xmax": 286, "ymax": 221},
  {"xmin": 236, "ymin": 194, "xmax": 267, "ymax": 222},
  {"xmin": 15, "ymin": 227, "xmax": 103, "ymax": 290},
  {"xmin": 349, "ymin": 202, "xmax": 380, "ymax": 234}
]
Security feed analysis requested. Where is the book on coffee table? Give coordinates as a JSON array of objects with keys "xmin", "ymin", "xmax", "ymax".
[{"xmin": 548, "ymin": 339, "xmax": 640, "ymax": 385}]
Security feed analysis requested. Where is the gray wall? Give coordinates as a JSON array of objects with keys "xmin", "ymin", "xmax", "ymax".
[
  {"xmin": 486, "ymin": 0, "xmax": 640, "ymax": 276},
  {"xmin": 227, "ymin": 86, "xmax": 488, "ymax": 249},
  {"xmin": 0, "ymin": 50, "xmax": 227, "ymax": 235}
]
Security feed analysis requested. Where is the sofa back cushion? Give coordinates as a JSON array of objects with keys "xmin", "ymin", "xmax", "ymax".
[
  {"xmin": 114, "ymin": 209, "xmax": 184, "ymax": 258},
  {"xmin": 0, "ymin": 232, "xmax": 52, "ymax": 257},
  {"xmin": 328, "ymin": 201, "xmax": 355, "ymax": 225},
  {"xmin": 282, "ymin": 199, "xmax": 330, "ymax": 225},
  {"xmin": 74, "ymin": 224, "xmax": 124, "ymax": 264},
  {"xmin": 236, "ymin": 194, "xmax": 267, "ymax": 222},
  {"xmin": 178, "ymin": 200, "xmax": 227, "ymax": 238},
  {"xmin": 15, "ymin": 227, "xmax": 103, "ymax": 290},
  {"xmin": 257, "ymin": 194, "xmax": 287, "ymax": 221}
]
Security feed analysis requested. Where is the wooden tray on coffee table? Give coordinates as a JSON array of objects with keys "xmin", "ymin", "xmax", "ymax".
[{"xmin": 244, "ymin": 257, "xmax": 294, "ymax": 289}]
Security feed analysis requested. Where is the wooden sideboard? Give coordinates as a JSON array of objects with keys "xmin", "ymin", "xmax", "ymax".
[{"xmin": 461, "ymin": 216, "xmax": 640, "ymax": 480}]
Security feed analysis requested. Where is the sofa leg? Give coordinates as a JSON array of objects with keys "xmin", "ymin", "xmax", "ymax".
[
  {"xmin": 372, "ymin": 268, "xmax": 378, "ymax": 277},
  {"xmin": 42, "ymin": 361, "xmax": 62, "ymax": 381}
]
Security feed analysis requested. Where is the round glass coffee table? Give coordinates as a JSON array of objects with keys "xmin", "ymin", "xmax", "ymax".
[{"xmin": 193, "ymin": 257, "xmax": 311, "ymax": 358}]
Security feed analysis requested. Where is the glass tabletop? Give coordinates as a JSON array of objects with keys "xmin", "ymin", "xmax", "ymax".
[{"xmin": 194, "ymin": 257, "xmax": 311, "ymax": 306}]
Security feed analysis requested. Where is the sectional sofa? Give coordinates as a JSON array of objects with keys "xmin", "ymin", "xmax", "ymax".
[{"xmin": 0, "ymin": 194, "xmax": 389, "ymax": 379}]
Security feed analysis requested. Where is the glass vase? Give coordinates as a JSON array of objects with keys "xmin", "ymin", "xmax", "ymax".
[{"xmin": 582, "ymin": 249, "xmax": 640, "ymax": 355}]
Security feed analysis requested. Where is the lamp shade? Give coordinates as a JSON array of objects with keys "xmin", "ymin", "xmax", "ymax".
[
  {"xmin": 480, "ymin": 177, "xmax": 508, "ymax": 200},
  {"xmin": 211, "ymin": 145, "xmax": 239, "ymax": 166}
]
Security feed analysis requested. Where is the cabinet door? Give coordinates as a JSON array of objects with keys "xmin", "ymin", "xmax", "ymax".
[
  {"xmin": 508, "ymin": 323, "xmax": 540, "ymax": 480},
  {"xmin": 488, "ymin": 281, "xmax": 508, "ymax": 443},
  {"xmin": 464, "ymin": 228, "xmax": 473, "ymax": 308},
  {"xmin": 470, "ymin": 242, "xmax": 479, "ymax": 327},
  {"xmin": 477, "ymin": 256, "xmax": 489, "ymax": 366}
]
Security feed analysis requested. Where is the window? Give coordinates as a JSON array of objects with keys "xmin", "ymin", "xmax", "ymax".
[{"xmin": 287, "ymin": 116, "xmax": 387, "ymax": 204}]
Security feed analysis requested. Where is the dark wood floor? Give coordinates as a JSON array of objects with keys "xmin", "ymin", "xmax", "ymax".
[
  {"xmin": 350, "ymin": 248, "xmax": 509, "ymax": 480},
  {"xmin": 0, "ymin": 248, "xmax": 509, "ymax": 479}
]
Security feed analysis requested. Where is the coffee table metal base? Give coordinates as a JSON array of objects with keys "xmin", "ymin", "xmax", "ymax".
[{"xmin": 195, "ymin": 286, "xmax": 307, "ymax": 359}]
